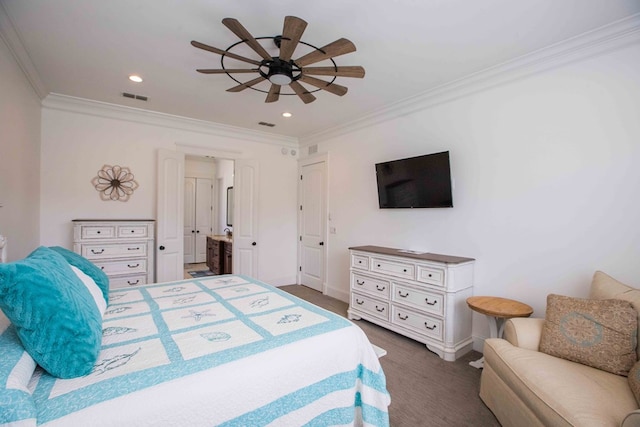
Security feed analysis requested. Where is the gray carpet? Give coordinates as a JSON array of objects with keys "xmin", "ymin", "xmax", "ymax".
[{"xmin": 280, "ymin": 285, "xmax": 501, "ymax": 427}]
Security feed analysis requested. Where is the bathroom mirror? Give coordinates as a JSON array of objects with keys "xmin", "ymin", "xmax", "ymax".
[{"xmin": 226, "ymin": 186, "xmax": 233, "ymax": 227}]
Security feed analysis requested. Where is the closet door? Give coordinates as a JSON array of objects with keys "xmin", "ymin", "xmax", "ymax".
[
  {"xmin": 195, "ymin": 178, "xmax": 213, "ymax": 263},
  {"xmin": 183, "ymin": 178, "xmax": 196, "ymax": 264}
]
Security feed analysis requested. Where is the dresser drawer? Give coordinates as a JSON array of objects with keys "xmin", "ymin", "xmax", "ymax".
[
  {"xmin": 351, "ymin": 273, "xmax": 390, "ymax": 298},
  {"xmin": 351, "ymin": 292, "xmax": 389, "ymax": 321},
  {"xmin": 351, "ymin": 254, "xmax": 369, "ymax": 270},
  {"xmin": 416, "ymin": 265, "xmax": 445, "ymax": 287},
  {"xmin": 95, "ymin": 259, "xmax": 147, "ymax": 276},
  {"xmin": 109, "ymin": 274, "xmax": 148, "ymax": 289},
  {"xmin": 117, "ymin": 225, "xmax": 148, "ymax": 238},
  {"xmin": 371, "ymin": 257, "xmax": 415, "ymax": 280},
  {"xmin": 81, "ymin": 242, "xmax": 147, "ymax": 260},
  {"xmin": 392, "ymin": 306, "xmax": 443, "ymax": 340},
  {"xmin": 81, "ymin": 225, "xmax": 116, "ymax": 239},
  {"xmin": 392, "ymin": 283, "xmax": 444, "ymax": 316}
]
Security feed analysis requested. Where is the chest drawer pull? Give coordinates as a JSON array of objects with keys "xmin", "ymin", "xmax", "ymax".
[
  {"xmin": 398, "ymin": 313, "xmax": 409, "ymax": 320},
  {"xmin": 91, "ymin": 249, "xmax": 105, "ymax": 254},
  {"xmin": 356, "ymin": 279, "xmax": 365, "ymax": 286},
  {"xmin": 127, "ymin": 247, "xmax": 140, "ymax": 251},
  {"xmin": 424, "ymin": 322, "xmax": 437, "ymax": 330},
  {"xmin": 425, "ymin": 298, "xmax": 437, "ymax": 306},
  {"xmin": 127, "ymin": 279, "xmax": 140, "ymax": 286},
  {"xmin": 355, "ymin": 298, "xmax": 364, "ymax": 305},
  {"xmin": 127, "ymin": 263, "xmax": 140, "ymax": 268},
  {"xmin": 398, "ymin": 290, "xmax": 409, "ymax": 298},
  {"xmin": 376, "ymin": 285, "xmax": 386, "ymax": 291},
  {"xmin": 375, "ymin": 305, "xmax": 385, "ymax": 312}
]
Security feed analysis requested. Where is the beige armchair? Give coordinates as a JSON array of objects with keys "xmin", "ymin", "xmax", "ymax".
[{"xmin": 479, "ymin": 272, "xmax": 640, "ymax": 427}]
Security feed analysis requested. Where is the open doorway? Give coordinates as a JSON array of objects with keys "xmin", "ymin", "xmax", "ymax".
[{"xmin": 183, "ymin": 156, "xmax": 234, "ymax": 279}]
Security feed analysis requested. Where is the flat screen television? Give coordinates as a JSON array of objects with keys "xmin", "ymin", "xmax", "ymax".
[{"xmin": 375, "ymin": 151, "xmax": 453, "ymax": 208}]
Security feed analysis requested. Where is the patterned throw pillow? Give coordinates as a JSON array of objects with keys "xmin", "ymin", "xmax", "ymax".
[{"xmin": 539, "ymin": 294, "xmax": 637, "ymax": 376}]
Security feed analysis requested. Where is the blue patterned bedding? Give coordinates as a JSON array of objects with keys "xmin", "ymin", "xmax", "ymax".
[{"xmin": 28, "ymin": 275, "xmax": 390, "ymax": 426}]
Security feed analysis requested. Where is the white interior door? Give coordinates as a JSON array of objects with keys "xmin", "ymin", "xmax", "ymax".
[
  {"xmin": 298, "ymin": 159, "xmax": 327, "ymax": 292},
  {"xmin": 183, "ymin": 177, "xmax": 196, "ymax": 264},
  {"xmin": 157, "ymin": 148, "xmax": 185, "ymax": 283},
  {"xmin": 195, "ymin": 178, "xmax": 213, "ymax": 263},
  {"xmin": 233, "ymin": 159, "xmax": 259, "ymax": 277}
]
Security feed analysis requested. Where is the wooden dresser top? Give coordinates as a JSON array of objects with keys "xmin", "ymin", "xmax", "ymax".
[{"xmin": 349, "ymin": 245, "xmax": 474, "ymax": 264}]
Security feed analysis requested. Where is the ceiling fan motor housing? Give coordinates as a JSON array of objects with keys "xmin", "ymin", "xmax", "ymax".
[{"xmin": 259, "ymin": 57, "xmax": 300, "ymax": 85}]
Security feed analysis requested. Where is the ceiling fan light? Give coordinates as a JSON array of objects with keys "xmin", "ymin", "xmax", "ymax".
[{"xmin": 269, "ymin": 73, "xmax": 292, "ymax": 85}]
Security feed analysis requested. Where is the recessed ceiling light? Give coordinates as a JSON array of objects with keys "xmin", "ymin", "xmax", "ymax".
[
  {"xmin": 129, "ymin": 75, "xmax": 143, "ymax": 83},
  {"xmin": 282, "ymin": 112, "xmax": 292, "ymax": 118}
]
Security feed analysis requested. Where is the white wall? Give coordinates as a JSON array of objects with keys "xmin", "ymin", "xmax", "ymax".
[
  {"xmin": 0, "ymin": 35, "xmax": 41, "ymax": 261},
  {"xmin": 39, "ymin": 102, "xmax": 299, "ymax": 285},
  {"xmin": 306, "ymin": 42, "xmax": 640, "ymax": 345},
  {"xmin": 216, "ymin": 159, "xmax": 234, "ymax": 235}
]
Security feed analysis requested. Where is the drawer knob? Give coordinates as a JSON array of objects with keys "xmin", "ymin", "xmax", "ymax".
[
  {"xmin": 398, "ymin": 291, "xmax": 409, "ymax": 298},
  {"xmin": 91, "ymin": 249, "xmax": 105, "ymax": 254},
  {"xmin": 403, "ymin": 269, "xmax": 407, "ymax": 272},
  {"xmin": 128, "ymin": 280, "xmax": 140, "ymax": 286},
  {"xmin": 358, "ymin": 260, "xmax": 362, "ymax": 264},
  {"xmin": 131, "ymin": 230, "xmax": 135, "ymax": 233},
  {"xmin": 428, "ymin": 274, "xmax": 432, "ymax": 277},
  {"xmin": 376, "ymin": 285, "xmax": 386, "ymax": 291},
  {"xmin": 356, "ymin": 280, "xmax": 365, "ymax": 286},
  {"xmin": 127, "ymin": 247, "xmax": 140, "ymax": 251},
  {"xmin": 425, "ymin": 298, "xmax": 437, "ymax": 306},
  {"xmin": 375, "ymin": 305, "xmax": 385, "ymax": 312},
  {"xmin": 127, "ymin": 263, "xmax": 140, "ymax": 268},
  {"xmin": 97, "ymin": 231, "xmax": 101, "ymax": 234},
  {"xmin": 100, "ymin": 266, "xmax": 105, "ymax": 270},
  {"xmin": 424, "ymin": 323, "xmax": 437, "ymax": 330},
  {"xmin": 355, "ymin": 299, "xmax": 364, "ymax": 305},
  {"xmin": 398, "ymin": 313, "xmax": 408, "ymax": 320},
  {"xmin": 377, "ymin": 264, "xmax": 381, "ymax": 267}
]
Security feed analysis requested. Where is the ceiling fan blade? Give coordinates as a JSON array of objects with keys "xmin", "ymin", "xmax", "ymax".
[
  {"xmin": 302, "ymin": 66, "xmax": 365, "ymax": 78},
  {"xmin": 226, "ymin": 76, "xmax": 266, "ymax": 92},
  {"xmin": 222, "ymin": 18, "xmax": 273, "ymax": 61},
  {"xmin": 279, "ymin": 16, "xmax": 307, "ymax": 62},
  {"xmin": 191, "ymin": 41, "xmax": 261, "ymax": 66},
  {"xmin": 289, "ymin": 81, "xmax": 316, "ymax": 104},
  {"xmin": 197, "ymin": 69, "xmax": 259, "ymax": 74},
  {"xmin": 265, "ymin": 84, "xmax": 280, "ymax": 103},
  {"xmin": 294, "ymin": 38, "xmax": 356, "ymax": 67},
  {"xmin": 299, "ymin": 75, "xmax": 348, "ymax": 96}
]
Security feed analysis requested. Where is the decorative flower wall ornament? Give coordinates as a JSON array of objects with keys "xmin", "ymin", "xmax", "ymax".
[{"xmin": 91, "ymin": 165, "xmax": 139, "ymax": 201}]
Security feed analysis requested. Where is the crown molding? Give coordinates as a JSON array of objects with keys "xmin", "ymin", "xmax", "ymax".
[
  {"xmin": 299, "ymin": 13, "xmax": 640, "ymax": 146},
  {"xmin": 42, "ymin": 93, "xmax": 299, "ymax": 147},
  {"xmin": 0, "ymin": 2, "xmax": 48, "ymax": 99}
]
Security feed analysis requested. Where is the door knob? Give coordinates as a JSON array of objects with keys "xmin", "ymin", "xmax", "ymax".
[
  {"xmin": 252, "ymin": 242, "xmax": 257, "ymax": 246},
  {"xmin": 159, "ymin": 245, "xmax": 165, "ymax": 250}
]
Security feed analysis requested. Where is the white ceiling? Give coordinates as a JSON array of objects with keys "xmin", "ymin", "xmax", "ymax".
[{"xmin": 2, "ymin": 0, "xmax": 640, "ymax": 139}]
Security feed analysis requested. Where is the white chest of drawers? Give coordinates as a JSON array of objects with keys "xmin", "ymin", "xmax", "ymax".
[
  {"xmin": 347, "ymin": 245, "xmax": 475, "ymax": 361},
  {"xmin": 73, "ymin": 220, "xmax": 155, "ymax": 290}
]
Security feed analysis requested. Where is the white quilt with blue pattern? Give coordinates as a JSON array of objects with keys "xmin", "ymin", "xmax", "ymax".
[{"xmin": 29, "ymin": 275, "xmax": 390, "ymax": 426}]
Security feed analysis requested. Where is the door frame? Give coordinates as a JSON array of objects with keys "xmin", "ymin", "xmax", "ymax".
[
  {"xmin": 171, "ymin": 143, "xmax": 244, "ymax": 275},
  {"xmin": 297, "ymin": 152, "xmax": 329, "ymax": 293}
]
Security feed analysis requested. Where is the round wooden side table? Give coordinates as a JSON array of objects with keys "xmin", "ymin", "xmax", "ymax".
[{"xmin": 466, "ymin": 296, "xmax": 533, "ymax": 369}]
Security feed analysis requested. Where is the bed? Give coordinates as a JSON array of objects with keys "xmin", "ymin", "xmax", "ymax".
[{"xmin": 0, "ymin": 247, "xmax": 390, "ymax": 427}]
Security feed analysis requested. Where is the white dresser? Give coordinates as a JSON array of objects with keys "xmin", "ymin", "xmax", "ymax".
[
  {"xmin": 73, "ymin": 220, "xmax": 155, "ymax": 290},
  {"xmin": 347, "ymin": 245, "xmax": 475, "ymax": 361}
]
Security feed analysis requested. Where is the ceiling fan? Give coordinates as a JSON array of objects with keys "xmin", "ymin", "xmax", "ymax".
[{"xmin": 191, "ymin": 16, "xmax": 365, "ymax": 104}]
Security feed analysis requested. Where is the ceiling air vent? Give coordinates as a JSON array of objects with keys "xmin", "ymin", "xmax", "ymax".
[
  {"xmin": 122, "ymin": 92, "xmax": 148, "ymax": 101},
  {"xmin": 258, "ymin": 121, "xmax": 275, "ymax": 127}
]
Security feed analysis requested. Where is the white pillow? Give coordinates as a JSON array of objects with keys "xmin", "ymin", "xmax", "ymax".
[{"xmin": 70, "ymin": 265, "xmax": 107, "ymax": 318}]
